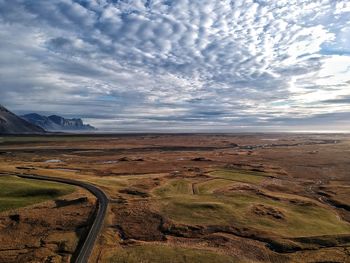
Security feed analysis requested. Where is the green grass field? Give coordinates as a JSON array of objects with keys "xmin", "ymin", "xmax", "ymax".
[
  {"xmin": 0, "ymin": 175, "xmax": 75, "ymax": 212},
  {"xmin": 164, "ymin": 193, "xmax": 350, "ymax": 237},
  {"xmin": 152, "ymin": 169, "xmax": 350, "ymax": 238},
  {"xmin": 153, "ymin": 179, "xmax": 193, "ymax": 197},
  {"xmin": 108, "ymin": 244, "xmax": 238, "ymax": 263}
]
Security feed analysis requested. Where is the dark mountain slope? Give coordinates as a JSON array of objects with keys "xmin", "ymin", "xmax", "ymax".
[{"xmin": 0, "ymin": 105, "xmax": 45, "ymax": 134}]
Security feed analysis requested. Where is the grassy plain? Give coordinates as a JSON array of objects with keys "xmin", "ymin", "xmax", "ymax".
[
  {"xmin": 0, "ymin": 134, "xmax": 350, "ymax": 262},
  {"xmin": 0, "ymin": 175, "xmax": 75, "ymax": 212},
  {"xmin": 208, "ymin": 169, "xmax": 269, "ymax": 184},
  {"xmin": 108, "ymin": 245, "xmax": 238, "ymax": 263}
]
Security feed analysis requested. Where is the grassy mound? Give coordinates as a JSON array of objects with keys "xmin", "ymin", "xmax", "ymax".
[
  {"xmin": 160, "ymin": 192, "xmax": 350, "ymax": 237},
  {"xmin": 153, "ymin": 179, "xmax": 193, "ymax": 197},
  {"xmin": 0, "ymin": 175, "xmax": 75, "ymax": 212},
  {"xmin": 153, "ymin": 169, "xmax": 350, "ymax": 238},
  {"xmin": 195, "ymin": 179, "xmax": 237, "ymax": 194}
]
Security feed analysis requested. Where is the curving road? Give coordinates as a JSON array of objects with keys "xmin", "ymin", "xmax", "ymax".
[{"xmin": 17, "ymin": 174, "xmax": 108, "ymax": 263}]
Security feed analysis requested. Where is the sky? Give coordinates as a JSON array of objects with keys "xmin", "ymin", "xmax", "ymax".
[{"xmin": 0, "ymin": 0, "xmax": 350, "ymax": 132}]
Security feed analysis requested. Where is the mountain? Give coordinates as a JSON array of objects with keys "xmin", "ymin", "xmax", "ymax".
[
  {"xmin": 0, "ymin": 105, "xmax": 45, "ymax": 134},
  {"xmin": 21, "ymin": 113, "xmax": 96, "ymax": 131}
]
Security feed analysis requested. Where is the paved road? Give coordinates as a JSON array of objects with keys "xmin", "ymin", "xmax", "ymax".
[{"xmin": 17, "ymin": 174, "xmax": 108, "ymax": 263}]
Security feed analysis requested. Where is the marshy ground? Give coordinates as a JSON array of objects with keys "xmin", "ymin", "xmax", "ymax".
[{"xmin": 0, "ymin": 134, "xmax": 349, "ymax": 262}]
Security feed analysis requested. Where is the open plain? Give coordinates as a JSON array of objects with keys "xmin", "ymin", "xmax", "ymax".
[{"xmin": 0, "ymin": 133, "xmax": 349, "ymax": 263}]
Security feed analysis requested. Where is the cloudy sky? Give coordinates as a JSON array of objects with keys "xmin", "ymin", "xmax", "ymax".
[{"xmin": 0, "ymin": 0, "xmax": 350, "ymax": 132}]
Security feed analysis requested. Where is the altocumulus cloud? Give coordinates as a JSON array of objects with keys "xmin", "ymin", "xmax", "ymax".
[{"xmin": 0, "ymin": 0, "xmax": 350, "ymax": 131}]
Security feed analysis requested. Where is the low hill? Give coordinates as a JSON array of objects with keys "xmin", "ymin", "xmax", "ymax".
[{"xmin": 0, "ymin": 105, "xmax": 45, "ymax": 134}]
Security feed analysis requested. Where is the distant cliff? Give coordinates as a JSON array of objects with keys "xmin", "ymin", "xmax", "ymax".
[
  {"xmin": 0, "ymin": 105, "xmax": 45, "ymax": 134},
  {"xmin": 21, "ymin": 113, "xmax": 96, "ymax": 131}
]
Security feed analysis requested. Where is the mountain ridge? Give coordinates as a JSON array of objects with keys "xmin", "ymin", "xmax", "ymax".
[
  {"xmin": 21, "ymin": 113, "xmax": 96, "ymax": 131},
  {"xmin": 0, "ymin": 105, "xmax": 45, "ymax": 134}
]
